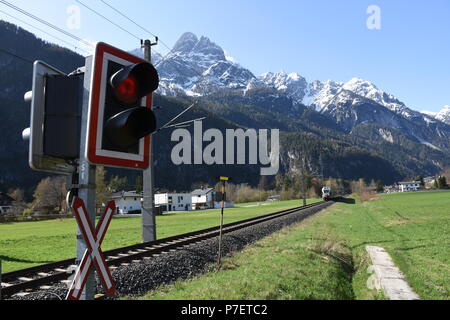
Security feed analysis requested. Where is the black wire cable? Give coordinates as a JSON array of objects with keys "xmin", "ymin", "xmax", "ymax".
[
  {"xmin": 75, "ymin": 0, "xmax": 141, "ymax": 41},
  {"xmin": 0, "ymin": 9, "xmax": 90, "ymax": 55},
  {"xmin": 80, "ymin": 0, "xmax": 210, "ymax": 115},
  {"xmin": 0, "ymin": 47, "xmax": 33, "ymax": 64},
  {"xmin": 100, "ymin": 0, "xmax": 158, "ymax": 40},
  {"xmin": 0, "ymin": 0, "xmax": 93, "ymax": 47},
  {"xmin": 96, "ymin": 0, "xmax": 179, "ymax": 69},
  {"xmin": 99, "ymin": 0, "xmax": 176, "ymax": 53}
]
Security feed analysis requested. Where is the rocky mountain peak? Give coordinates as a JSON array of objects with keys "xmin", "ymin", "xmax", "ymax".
[
  {"xmin": 259, "ymin": 71, "xmax": 308, "ymax": 104},
  {"xmin": 192, "ymin": 36, "xmax": 226, "ymax": 61},
  {"xmin": 428, "ymin": 105, "xmax": 450, "ymax": 125},
  {"xmin": 171, "ymin": 32, "xmax": 226, "ymax": 62},
  {"xmin": 172, "ymin": 32, "xmax": 199, "ymax": 53},
  {"xmin": 155, "ymin": 31, "xmax": 449, "ymax": 139},
  {"xmin": 157, "ymin": 32, "xmax": 253, "ymax": 96}
]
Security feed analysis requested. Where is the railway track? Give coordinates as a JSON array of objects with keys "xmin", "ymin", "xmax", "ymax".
[{"xmin": 1, "ymin": 201, "xmax": 327, "ymax": 298}]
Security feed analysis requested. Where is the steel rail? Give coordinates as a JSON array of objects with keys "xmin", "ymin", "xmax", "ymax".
[{"xmin": 1, "ymin": 201, "xmax": 327, "ymax": 297}]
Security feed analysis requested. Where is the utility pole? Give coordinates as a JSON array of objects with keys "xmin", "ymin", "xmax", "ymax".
[
  {"xmin": 142, "ymin": 39, "xmax": 158, "ymax": 242},
  {"xmin": 217, "ymin": 177, "xmax": 229, "ymax": 268},
  {"xmin": 300, "ymin": 156, "xmax": 307, "ymax": 207},
  {"xmin": 76, "ymin": 56, "xmax": 96, "ymax": 300}
]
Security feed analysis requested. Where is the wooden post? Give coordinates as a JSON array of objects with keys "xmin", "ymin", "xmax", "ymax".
[{"xmin": 217, "ymin": 177, "xmax": 229, "ymax": 268}]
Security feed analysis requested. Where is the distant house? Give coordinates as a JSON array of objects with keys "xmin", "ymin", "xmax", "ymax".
[
  {"xmin": 191, "ymin": 188, "xmax": 215, "ymax": 210},
  {"xmin": 423, "ymin": 176, "xmax": 436, "ymax": 189},
  {"xmin": 383, "ymin": 185, "xmax": 397, "ymax": 194},
  {"xmin": 267, "ymin": 194, "xmax": 281, "ymax": 202},
  {"xmin": 423, "ymin": 177, "xmax": 435, "ymax": 184},
  {"xmin": 0, "ymin": 192, "xmax": 14, "ymax": 215},
  {"xmin": 154, "ymin": 193, "xmax": 192, "ymax": 212},
  {"xmin": 398, "ymin": 181, "xmax": 421, "ymax": 192},
  {"xmin": 111, "ymin": 191, "xmax": 142, "ymax": 215}
]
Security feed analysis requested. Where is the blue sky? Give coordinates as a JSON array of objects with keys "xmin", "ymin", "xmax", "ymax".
[{"xmin": 1, "ymin": 0, "xmax": 449, "ymax": 112}]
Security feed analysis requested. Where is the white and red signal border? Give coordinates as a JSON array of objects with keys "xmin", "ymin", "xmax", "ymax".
[
  {"xmin": 66, "ymin": 197, "xmax": 116, "ymax": 300},
  {"xmin": 86, "ymin": 42, "xmax": 153, "ymax": 170}
]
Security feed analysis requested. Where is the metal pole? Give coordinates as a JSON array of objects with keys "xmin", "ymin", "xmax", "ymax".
[
  {"xmin": 301, "ymin": 157, "xmax": 307, "ymax": 207},
  {"xmin": 142, "ymin": 39, "xmax": 157, "ymax": 242},
  {"xmin": 217, "ymin": 181, "xmax": 226, "ymax": 267},
  {"xmin": 76, "ymin": 56, "xmax": 96, "ymax": 300}
]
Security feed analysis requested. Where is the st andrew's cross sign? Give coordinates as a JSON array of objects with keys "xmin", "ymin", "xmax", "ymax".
[{"xmin": 66, "ymin": 197, "xmax": 116, "ymax": 300}]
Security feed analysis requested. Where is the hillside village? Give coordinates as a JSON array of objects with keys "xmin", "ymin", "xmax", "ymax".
[{"xmin": 1, "ymin": 173, "xmax": 448, "ymax": 218}]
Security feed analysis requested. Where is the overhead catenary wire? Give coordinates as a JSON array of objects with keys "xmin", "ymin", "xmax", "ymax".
[
  {"xmin": 96, "ymin": 0, "xmax": 172, "ymax": 70},
  {"xmin": 0, "ymin": 1, "xmax": 207, "ymax": 136},
  {"xmin": 100, "ymin": 0, "xmax": 158, "ymax": 40},
  {"xmin": 158, "ymin": 103, "xmax": 197, "ymax": 131},
  {"xmin": 74, "ymin": 1, "xmax": 207, "ymax": 131},
  {"xmin": 98, "ymin": 1, "xmax": 173, "ymax": 55},
  {"xmin": 0, "ymin": 47, "xmax": 33, "ymax": 64},
  {"xmin": 94, "ymin": 0, "xmax": 206, "ymax": 83},
  {"xmin": 96, "ymin": 1, "xmax": 210, "ymax": 125},
  {"xmin": 159, "ymin": 117, "xmax": 207, "ymax": 131},
  {"xmin": 75, "ymin": 0, "xmax": 141, "ymax": 41},
  {"xmin": 96, "ymin": 1, "xmax": 185, "ymax": 70},
  {"xmin": 0, "ymin": 9, "xmax": 90, "ymax": 55},
  {"xmin": 0, "ymin": 0, "xmax": 93, "ymax": 47}
]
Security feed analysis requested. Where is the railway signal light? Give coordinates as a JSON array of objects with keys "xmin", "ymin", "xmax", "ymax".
[
  {"xmin": 86, "ymin": 43, "xmax": 159, "ymax": 169},
  {"xmin": 104, "ymin": 62, "xmax": 158, "ymax": 150},
  {"xmin": 23, "ymin": 61, "xmax": 81, "ymax": 174}
]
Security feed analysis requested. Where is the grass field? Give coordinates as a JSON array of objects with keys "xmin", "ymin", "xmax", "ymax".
[
  {"xmin": 135, "ymin": 190, "xmax": 449, "ymax": 300},
  {"xmin": 0, "ymin": 199, "xmax": 316, "ymax": 273}
]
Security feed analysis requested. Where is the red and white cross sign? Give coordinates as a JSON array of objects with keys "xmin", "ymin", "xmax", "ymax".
[{"xmin": 66, "ymin": 197, "xmax": 116, "ymax": 300}]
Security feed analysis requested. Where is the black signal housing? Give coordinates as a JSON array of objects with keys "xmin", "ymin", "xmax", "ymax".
[{"xmin": 103, "ymin": 61, "xmax": 159, "ymax": 153}]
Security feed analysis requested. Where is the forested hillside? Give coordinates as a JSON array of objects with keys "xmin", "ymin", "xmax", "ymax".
[{"xmin": 0, "ymin": 20, "xmax": 448, "ymax": 197}]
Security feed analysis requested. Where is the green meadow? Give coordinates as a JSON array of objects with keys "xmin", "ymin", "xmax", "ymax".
[
  {"xmin": 0, "ymin": 199, "xmax": 314, "ymax": 273},
  {"xmin": 136, "ymin": 190, "xmax": 449, "ymax": 300}
]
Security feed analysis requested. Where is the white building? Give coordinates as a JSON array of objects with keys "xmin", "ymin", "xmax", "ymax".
[
  {"xmin": 398, "ymin": 181, "xmax": 421, "ymax": 192},
  {"xmin": 154, "ymin": 193, "xmax": 192, "ymax": 212},
  {"xmin": 0, "ymin": 192, "xmax": 14, "ymax": 215},
  {"xmin": 191, "ymin": 188, "xmax": 215, "ymax": 210},
  {"xmin": 111, "ymin": 191, "xmax": 143, "ymax": 215}
]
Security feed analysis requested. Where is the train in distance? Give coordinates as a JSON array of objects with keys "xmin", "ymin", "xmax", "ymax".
[{"xmin": 322, "ymin": 186, "xmax": 332, "ymax": 201}]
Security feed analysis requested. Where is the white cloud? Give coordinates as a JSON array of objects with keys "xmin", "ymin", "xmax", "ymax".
[
  {"xmin": 226, "ymin": 56, "xmax": 236, "ymax": 63},
  {"xmin": 224, "ymin": 50, "xmax": 236, "ymax": 63}
]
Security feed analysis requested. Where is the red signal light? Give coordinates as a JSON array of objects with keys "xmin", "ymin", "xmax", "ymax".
[{"xmin": 113, "ymin": 75, "xmax": 139, "ymax": 105}]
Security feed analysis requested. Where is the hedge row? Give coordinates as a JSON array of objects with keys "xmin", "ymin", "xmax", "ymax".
[{"xmin": 0, "ymin": 214, "xmax": 73, "ymax": 223}]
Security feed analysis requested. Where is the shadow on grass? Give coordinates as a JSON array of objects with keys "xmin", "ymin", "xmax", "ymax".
[
  {"xmin": 159, "ymin": 213, "xmax": 178, "ymax": 217},
  {"xmin": 396, "ymin": 245, "xmax": 427, "ymax": 251},
  {"xmin": 332, "ymin": 197, "xmax": 356, "ymax": 204},
  {"xmin": 0, "ymin": 255, "xmax": 52, "ymax": 265},
  {"xmin": 350, "ymin": 240, "xmax": 396, "ymax": 249},
  {"xmin": 350, "ymin": 237, "xmax": 440, "ymax": 250}
]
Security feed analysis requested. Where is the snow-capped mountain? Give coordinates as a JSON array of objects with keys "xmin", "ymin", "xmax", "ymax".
[
  {"xmin": 153, "ymin": 32, "xmax": 441, "ymax": 122},
  {"xmin": 155, "ymin": 32, "xmax": 255, "ymax": 96},
  {"xmin": 301, "ymin": 80, "xmax": 343, "ymax": 111},
  {"xmin": 299, "ymin": 77, "xmax": 420, "ymax": 120},
  {"xmin": 128, "ymin": 48, "xmax": 162, "ymax": 66},
  {"xmin": 149, "ymin": 32, "xmax": 450, "ymax": 152},
  {"xmin": 192, "ymin": 60, "xmax": 255, "ymax": 94},
  {"xmin": 422, "ymin": 106, "xmax": 450, "ymax": 125},
  {"xmin": 341, "ymin": 78, "xmax": 414, "ymax": 118},
  {"xmin": 300, "ymin": 79, "xmax": 450, "ymax": 150},
  {"xmin": 3, "ymin": 18, "xmax": 450, "ymax": 194},
  {"xmin": 258, "ymin": 71, "xmax": 308, "ymax": 105},
  {"xmin": 153, "ymin": 33, "xmax": 436, "ymax": 121}
]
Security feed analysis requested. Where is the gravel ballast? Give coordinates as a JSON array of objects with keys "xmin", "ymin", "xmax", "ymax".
[{"xmin": 9, "ymin": 202, "xmax": 332, "ymax": 300}]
